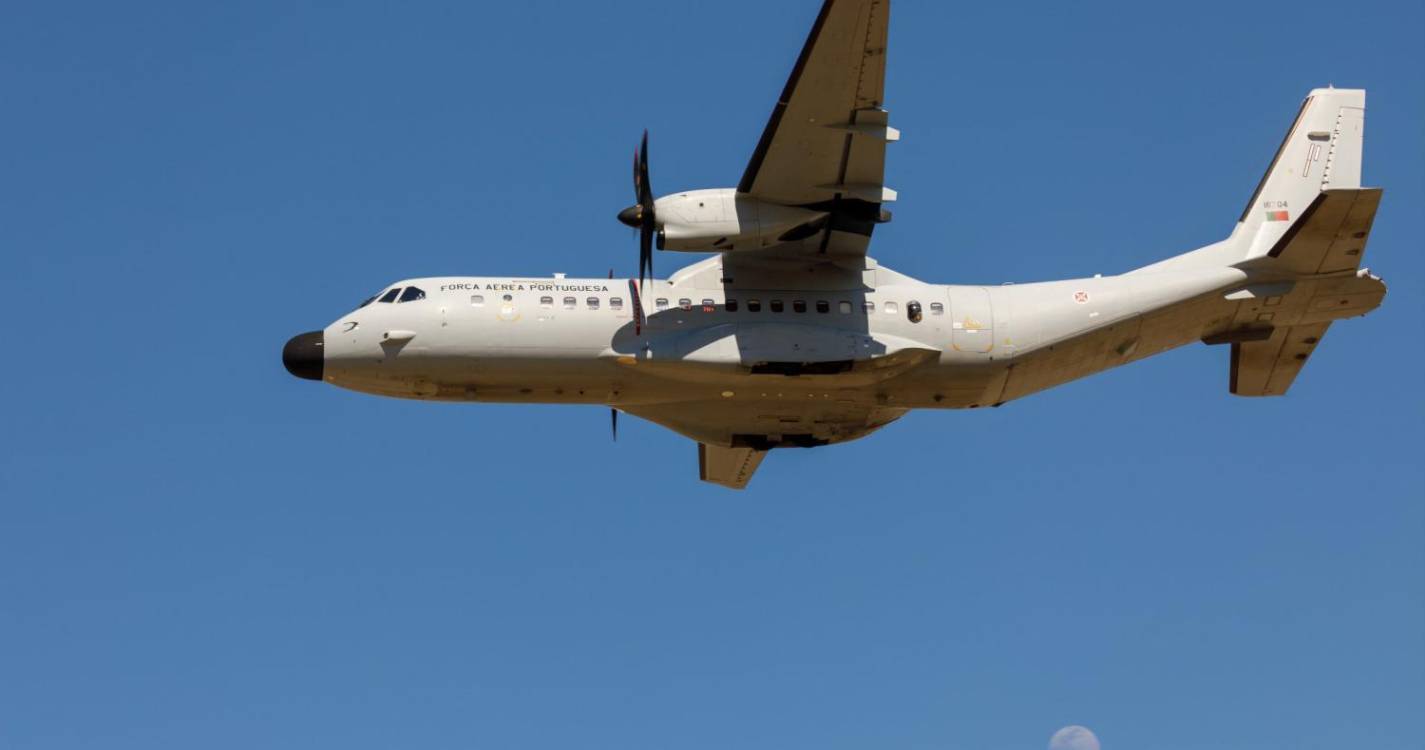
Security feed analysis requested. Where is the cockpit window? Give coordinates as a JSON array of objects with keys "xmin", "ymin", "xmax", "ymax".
[
  {"xmin": 378, "ymin": 288, "xmax": 401, "ymax": 303},
  {"xmin": 358, "ymin": 291, "xmax": 382, "ymax": 308},
  {"xmin": 398, "ymin": 286, "xmax": 426, "ymax": 303}
]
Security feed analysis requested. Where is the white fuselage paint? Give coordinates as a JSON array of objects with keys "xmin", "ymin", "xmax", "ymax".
[{"xmin": 321, "ymin": 256, "xmax": 1249, "ymax": 431}]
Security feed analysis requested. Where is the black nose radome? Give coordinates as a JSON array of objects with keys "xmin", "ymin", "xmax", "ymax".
[{"xmin": 282, "ymin": 331, "xmax": 324, "ymax": 381}]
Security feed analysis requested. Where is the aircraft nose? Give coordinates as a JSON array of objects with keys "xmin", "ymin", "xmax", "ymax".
[{"xmin": 282, "ymin": 331, "xmax": 324, "ymax": 381}]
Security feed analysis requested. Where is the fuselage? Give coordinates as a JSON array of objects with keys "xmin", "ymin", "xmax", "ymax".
[{"xmin": 284, "ymin": 255, "xmax": 1287, "ymax": 446}]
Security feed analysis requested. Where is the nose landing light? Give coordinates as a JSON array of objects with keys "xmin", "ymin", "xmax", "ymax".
[{"xmin": 282, "ymin": 331, "xmax": 324, "ymax": 381}]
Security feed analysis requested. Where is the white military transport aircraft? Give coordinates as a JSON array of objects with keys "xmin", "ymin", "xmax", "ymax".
[{"xmin": 284, "ymin": 0, "xmax": 1386, "ymax": 489}]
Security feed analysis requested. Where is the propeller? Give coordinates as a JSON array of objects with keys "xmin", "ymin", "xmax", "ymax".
[
  {"xmin": 616, "ymin": 130, "xmax": 656, "ymax": 288},
  {"xmin": 611, "ymin": 407, "xmax": 618, "ymax": 442}
]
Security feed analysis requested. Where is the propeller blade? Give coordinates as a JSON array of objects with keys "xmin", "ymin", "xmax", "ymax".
[
  {"xmin": 617, "ymin": 131, "xmax": 657, "ymax": 287},
  {"xmin": 638, "ymin": 131, "xmax": 651, "ymax": 199},
  {"xmin": 611, "ymin": 408, "xmax": 618, "ymax": 442},
  {"xmin": 632, "ymin": 149, "xmax": 641, "ymax": 201},
  {"xmin": 639, "ymin": 223, "xmax": 653, "ymax": 289}
]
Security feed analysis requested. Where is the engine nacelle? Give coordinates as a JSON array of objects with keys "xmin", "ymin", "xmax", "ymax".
[{"xmin": 654, "ymin": 189, "xmax": 827, "ymax": 252}]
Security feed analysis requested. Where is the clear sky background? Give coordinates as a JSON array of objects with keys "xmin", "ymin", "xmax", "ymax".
[{"xmin": 3, "ymin": 1, "xmax": 1423, "ymax": 748}]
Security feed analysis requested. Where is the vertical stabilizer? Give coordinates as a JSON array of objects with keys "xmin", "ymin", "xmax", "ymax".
[
  {"xmin": 1235, "ymin": 88, "xmax": 1366, "ymax": 263},
  {"xmin": 1130, "ymin": 88, "xmax": 1369, "ymax": 275}
]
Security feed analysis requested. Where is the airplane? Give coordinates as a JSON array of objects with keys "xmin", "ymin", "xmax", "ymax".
[{"xmin": 283, "ymin": 0, "xmax": 1386, "ymax": 489}]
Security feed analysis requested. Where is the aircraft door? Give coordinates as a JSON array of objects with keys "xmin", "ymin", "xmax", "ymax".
[{"xmin": 949, "ymin": 286, "xmax": 994, "ymax": 353}]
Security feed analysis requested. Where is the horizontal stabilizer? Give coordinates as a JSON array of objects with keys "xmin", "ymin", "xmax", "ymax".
[
  {"xmin": 1230, "ymin": 323, "xmax": 1331, "ymax": 397},
  {"xmin": 699, "ymin": 443, "xmax": 766, "ymax": 490},
  {"xmin": 1241, "ymin": 188, "xmax": 1382, "ymax": 273}
]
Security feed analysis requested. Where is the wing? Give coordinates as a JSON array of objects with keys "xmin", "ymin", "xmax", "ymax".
[
  {"xmin": 622, "ymin": 398, "xmax": 907, "ymax": 490},
  {"xmin": 699, "ymin": 444, "xmax": 767, "ymax": 490},
  {"xmin": 737, "ymin": 0, "xmax": 895, "ymax": 258}
]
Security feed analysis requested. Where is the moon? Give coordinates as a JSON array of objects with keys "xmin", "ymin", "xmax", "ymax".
[{"xmin": 1049, "ymin": 725, "xmax": 1100, "ymax": 750}]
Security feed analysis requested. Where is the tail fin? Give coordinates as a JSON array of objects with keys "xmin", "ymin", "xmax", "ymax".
[
  {"xmin": 1234, "ymin": 88, "xmax": 1366, "ymax": 264},
  {"xmin": 1130, "ymin": 88, "xmax": 1369, "ymax": 275}
]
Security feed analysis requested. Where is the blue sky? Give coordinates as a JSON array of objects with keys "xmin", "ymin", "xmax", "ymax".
[{"xmin": 3, "ymin": 1, "xmax": 1423, "ymax": 748}]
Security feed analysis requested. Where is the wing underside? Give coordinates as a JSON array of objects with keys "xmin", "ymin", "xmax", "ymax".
[
  {"xmin": 738, "ymin": 0, "xmax": 895, "ymax": 258},
  {"xmin": 622, "ymin": 398, "xmax": 907, "ymax": 489},
  {"xmin": 699, "ymin": 444, "xmax": 767, "ymax": 490}
]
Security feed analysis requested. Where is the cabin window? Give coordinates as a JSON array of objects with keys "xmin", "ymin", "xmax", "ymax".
[
  {"xmin": 747, "ymin": 299, "xmax": 762, "ymax": 312},
  {"xmin": 655, "ymin": 298, "xmax": 670, "ymax": 310},
  {"xmin": 815, "ymin": 300, "xmax": 830, "ymax": 314},
  {"xmin": 398, "ymin": 287, "xmax": 426, "ymax": 303},
  {"xmin": 838, "ymin": 301, "xmax": 852, "ymax": 314},
  {"xmin": 701, "ymin": 298, "xmax": 715, "ymax": 312},
  {"xmin": 885, "ymin": 301, "xmax": 899, "ymax": 314},
  {"xmin": 725, "ymin": 299, "xmax": 739, "ymax": 312},
  {"xmin": 610, "ymin": 297, "xmax": 624, "ymax": 310},
  {"xmin": 907, "ymin": 301, "xmax": 923, "ymax": 323},
  {"xmin": 502, "ymin": 294, "xmax": 513, "ymax": 302},
  {"xmin": 862, "ymin": 301, "xmax": 875, "ymax": 313},
  {"xmin": 930, "ymin": 302, "xmax": 945, "ymax": 316},
  {"xmin": 586, "ymin": 297, "xmax": 600, "ymax": 309},
  {"xmin": 770, "ymin": 300, "xmax": 785, "ymax": 313},
  {"xmin": 562, "ymin": 296, "xmax": 576, "ymax": 309},
  {"xmin": 379, "ymin": 288, "xmax": 401, "ymax": 304},
  {"xmin": 539, "ymin": 296, "xmax": 554, "ymax": 308},
  {"xmin": 679, "ymin": 298, "xmax": 692, "ymax": 310},
  {"xmin": 471, "ymin": 295, "xmax": 485, "ymax": 307},
  {"xmin": 792, "ymin": 300, "xmax": 807, "ymax": 313}
]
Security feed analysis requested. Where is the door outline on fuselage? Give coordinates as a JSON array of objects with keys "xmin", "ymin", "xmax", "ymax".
[{"xmin": 949, "ymin": 286, "xmax": 994, "ymax": 353}]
